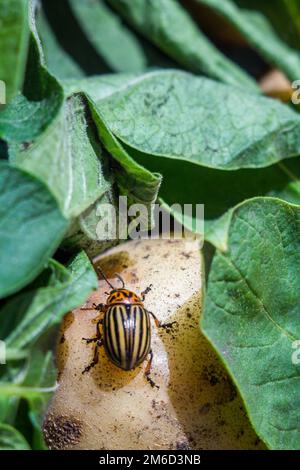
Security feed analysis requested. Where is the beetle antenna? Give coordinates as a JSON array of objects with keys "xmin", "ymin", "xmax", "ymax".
[
  {"xmin": 114, "ymin": 273, "xmax": 125, "ymax": 289},
  {"xmin": 96, "ymin": 265, "xmax": 115, "ymax": 290}
]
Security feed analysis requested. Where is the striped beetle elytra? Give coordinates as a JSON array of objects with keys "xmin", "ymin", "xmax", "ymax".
[{"xmin": 81, "ymin": 267, "xmax": 176, "ymax": 387}]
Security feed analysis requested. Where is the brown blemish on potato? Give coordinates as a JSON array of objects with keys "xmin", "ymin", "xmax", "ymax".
[
  {"xmin": 62, "ymin": 311, "xmax": 75, "ymax": 329},
  {"xmin": 43, "ymin": 413, "xmax": 83, "ymax": 450}
]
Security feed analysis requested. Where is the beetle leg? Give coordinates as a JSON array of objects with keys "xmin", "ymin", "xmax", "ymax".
[
  {"xmin": 82, "ymin": 338, "xmax": 103, "ymax": 374},
  {"xmin": 140, "ymin": 284, "xmax": 153, "ymax": 301},
  {"xmin": 145, "ymin": 350, "xmax": 159, "ymax": 389},
  {"xmin": 82, "ymin": 337, "xmax": 98, "ymax": 344},
  {"xmin": 82, "ymin": 318, "xmax": 103, "ymax": 343},
  {"xmin": 148, "ymin": 310, "xmax": 178, "ymax": 330},
  {"xmin": 82, "ymin": 318, "xmax": 104, "ymax": 374}
]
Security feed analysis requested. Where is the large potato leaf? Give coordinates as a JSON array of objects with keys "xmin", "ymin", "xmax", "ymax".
[
  {"xmin": 10, "ymin": 93, "xmax": 112, "ymax": 218},
  {"xmin": 97, "ymin": 70, "xmax": 300, "ymax": 169},
  {"xmin": 69, "ymin": 0, "xmax": 146, "ymax": 73},
  {"xmin": 197, "ymin": 0, "xmax": 300, "ymax": 82},
  {"xmin": 0, "ymin": 162, "xmax": 68, "ymax": 299},
  {"xmin": 63, "ymin": 75, "xmax": 162, "ymax": 211},
  {"xmin": 108, "ymin": 0, "xmax": 257, "ymax": 90},
  {"xmin": 201, "ymin": 198, "xmax": 300, "ymax": 449},
  {"xmin": 87, "ymin": 96, "xmax": 162, "ymax": 208},
  {"xmin": 0, "ymin": 0, "xmax": 29, "ymax": 101}
]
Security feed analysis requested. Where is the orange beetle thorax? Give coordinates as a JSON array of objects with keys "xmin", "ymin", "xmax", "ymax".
[{"xmin": 106, "ymin": 288, "xmax": 142, "ymax": 305}]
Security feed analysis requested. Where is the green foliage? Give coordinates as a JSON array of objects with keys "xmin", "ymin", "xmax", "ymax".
[
  {"xmin": 235, "ymin": 0, "xmax": 300, "ymax": 52},
  {"xmin": 0, "ymin": 1, "xmax": 63, "ymax": 142},
  {"xmin": 107, "ymin": 0, "xmax": 257, "ymax": 90},
  {"xmin": 0, "ymin": 0, "xmax": 29, "ymax": 101},
  {"xmin": 0, "ymin": 253, "xmax": 97, "ymax": 449},
  {"xmin": 197, "ymin": 0, "xmax": 300, "ymax": 82},
  {"xmin": 69, "ymin": 0, "xmax": 146, "ymax": 73},
  {"xmin": 96, "ymin": 70, "xmax": 300, "ymax": 169},
  {"xmin": 0, "ymin": 162, "xmax": 68, "ymax": 298},
  {"xmin": 0, "ymin": 423, "xmax": 30, "ymax": 450},
  {"xmin": 36, "ymin": 10, "xmax": 84, "ymax": 80},
  {"xmin": 201, "ymin": 198, "xmax": 300, "ymax": 449},
  {"xmin": 10, "ymin": 93, "xmax": 112, "ymax": 218},
  {"xmin": 0, "ymin": 0, "xmax": 300, "ymax": 450},
  {"xmin": 3, "ymin": 251, "xmax": 98, "ymax": 349}
]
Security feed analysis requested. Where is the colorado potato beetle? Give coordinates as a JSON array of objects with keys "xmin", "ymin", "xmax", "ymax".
[{"xmin": 81, "ymin": 267, "xmax": 176, "ymax": 387}]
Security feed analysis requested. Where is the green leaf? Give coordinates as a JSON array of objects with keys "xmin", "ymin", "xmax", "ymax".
[
  {"xmin": 107, "ymin": 0, "xmax": 257, "ymax": 90},
  {"xmin": 69, "ymin": 0, "xmax": 146, "ymax": 73},
  {"xmin": 269, "ymin": 0, "xmax": 300, "ymax": 51},
  {"xmin": 0, "ymin": 350, "xmax": 56, "ymax": 449},
  {"xmin": 0, "ymin": 162, "xmax": 68, "ymax": 299},
  {"xmin": 0, "ymin": 0, "xmax": 64, "ymax": 142},
  {"xmin": 134, "ymin": 150, "xmax": 300, "ymax": 248},
  {"xmin": 10, "ymin": 93, "xmax": 113, "ymax": 218},
  {"xmin": 0, "ymin": 423, "xmax": 30, "ymax": 450},
  {"xmin": 3, "ymin": 250, "xmax": 98, "ymax": 349},
  {"xmin": 63, "ymin": 76, "xmax": 162, "ymax": 225},
  {"xmin": 36, "ymin": 8, "xmax": 84, "ymax": 80},
  {"xmin": 63, "ymin": 74, "xmax": 162, "ymax": 216},
  {"xmin": 197, "ymin": 0, "xmax": 300, "ymax": 82},
  {"xmin": 98, "ymin": 70, "xmax": 300, "ymax": 169},
  {"xmin": 0, "ymin": 0, "xmax": 30, "ymax": 101},
  {"xmin": 87, "ymin": 95, "xmax": 162, "ymax": 209},
  {"xmin": 235, "ymin": 0, "xmax": 300, "ymax": 52},
  {"xmin": 201, "ymin": 197, "xmax": 300, "ymax": 449}
]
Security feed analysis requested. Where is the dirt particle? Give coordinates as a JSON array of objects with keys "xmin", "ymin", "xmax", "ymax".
[{"xmin": 180, "ymin": 251, "xmax": 193, "ymax": 259}]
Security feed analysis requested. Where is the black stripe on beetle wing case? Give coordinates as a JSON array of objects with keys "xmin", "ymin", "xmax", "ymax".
[{"xmin": 103, "ymin": 304, "xmax": 151, "ymax": 371}]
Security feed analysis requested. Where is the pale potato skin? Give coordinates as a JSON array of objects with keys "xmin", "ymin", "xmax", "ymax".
[{"xmin": 43, "ymin": 239, "xmax": 263, "ymax": 450}]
